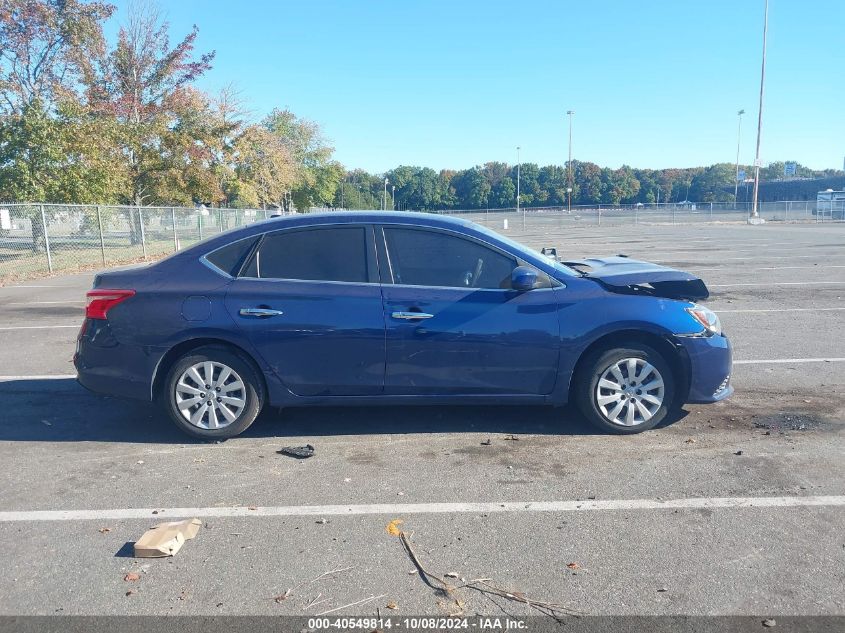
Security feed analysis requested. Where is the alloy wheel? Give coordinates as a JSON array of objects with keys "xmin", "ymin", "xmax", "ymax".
[
  {"xmin": 595, "ymin": 357, "xmax": 665, "ymax": 427},
  {"xmin": 174, "ymin": 361, "xmax": 247, "ymax": 429}
]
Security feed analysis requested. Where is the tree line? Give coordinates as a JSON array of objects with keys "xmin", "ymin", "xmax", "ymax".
[{"xmin": 2, "ymin": 1, "xmax": 842, "ymax": 215}]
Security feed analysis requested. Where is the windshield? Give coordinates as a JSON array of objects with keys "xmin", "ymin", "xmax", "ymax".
[{"xmin": 471, "ymin": 221, "xmax": 581, "ymax": 276}]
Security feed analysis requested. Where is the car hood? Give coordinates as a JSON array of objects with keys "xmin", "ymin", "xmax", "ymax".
[{"xmin": 562, "ymin": 256, "xmax": 709, "ymax": 301}]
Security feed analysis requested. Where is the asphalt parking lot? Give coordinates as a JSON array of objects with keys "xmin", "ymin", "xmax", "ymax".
[{"xmin": 0, "ymin": 220, "xmax": 844, "ymax": 618}]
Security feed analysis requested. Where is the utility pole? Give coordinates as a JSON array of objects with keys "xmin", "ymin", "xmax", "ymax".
[
  {"xmin": 750, "ymin": 0, "xmax": 768, "ymax": 222},
  {"xmin": 516, "ymin": 146, "xmax": 521, "ymax": 220},
  {"xmin": 566, "ymin": 110, "xmax": 575, "ymax": 214},
  {"xmin": 383, "ymin": 178, "xmax": 388, "ymax": 211},
  {"xmin": 734, "ymin": 109, "xmax": 745, "ymax": 205},
  {"xmin": 392, "ymin": 185, "xmax": 396, "ymax": 211}
]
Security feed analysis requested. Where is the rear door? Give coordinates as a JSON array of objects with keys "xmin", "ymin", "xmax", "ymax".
[
  {"xmin": 378, "ymin": 225, "xmax": 560, "ymax": 395},
  {"xmin": 224, "ymin": 225, "xmax": 386, "ymax": 396}
]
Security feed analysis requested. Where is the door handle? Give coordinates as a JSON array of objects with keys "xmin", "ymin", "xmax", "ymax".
[
  {"xmin": 391, "ymin": 311, "xmax": 434, "ymax": 320},
  {"xmin": 239, "ymin": 308, "xmax": 284, "ymax": 317}
]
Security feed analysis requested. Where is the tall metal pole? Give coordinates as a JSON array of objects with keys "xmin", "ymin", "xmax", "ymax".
[
  {"xmin": 566, "ymin": 110, "xmax": 574, "ymax": 214},
  {"xmin": 734, "ymin": 109, "xmax": 745, "ymax": 204},
  {"xmin": 40, "ymin": 204, "xmax": 53, "ymax": 273},
  {"xmin": 392, "ymin": 185, "xmax": 396, "ymax": 211},
  {"xmin": 750, "ymin": 0, "xmax": 768, "ymax": 220},
  {"xmin": 383, "ymin": 178, "xmax": 388, "ymax": 211},
  {"xmin": 96, "ymin": 205, "xmax": 106, "ymax": 265},
  {"xmin": 516, "ymin": 146, "xmax": 521, "ymax": 220}
]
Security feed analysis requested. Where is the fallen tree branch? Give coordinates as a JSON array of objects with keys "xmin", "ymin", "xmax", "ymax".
[
  {"xmin": 398, "ymin": 530, "xmax": 578, "ymax": 620},
  {"xmin": 316, "ymin": 594, "xmax": 387, "ymax": 616}
]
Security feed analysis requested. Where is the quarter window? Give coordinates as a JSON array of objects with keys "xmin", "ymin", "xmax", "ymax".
[
  {"xmin": 384, "ymin": 228, "xmax": 516, "ymax": 289},
  {"xmin": 205, "ymin": 236, "xmax": 259, "ymax": 277},
  {"xmin": 243, "ymin": 227, "xmax": 368, "ymax": 283}
]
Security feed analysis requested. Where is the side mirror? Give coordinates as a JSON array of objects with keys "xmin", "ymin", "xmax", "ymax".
[{"xmin": 511, "ymin": 266, "xmax": 537, "ymax": 291}]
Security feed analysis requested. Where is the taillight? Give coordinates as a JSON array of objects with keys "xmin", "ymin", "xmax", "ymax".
[{"xmin": 85, "ymin": 289, "xmax": 136, "ymax": 320}]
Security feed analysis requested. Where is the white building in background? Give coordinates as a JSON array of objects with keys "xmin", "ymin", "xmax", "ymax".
[{"xmin": 817, "ymin": 189, "xmax": 845, "ymax": 220}]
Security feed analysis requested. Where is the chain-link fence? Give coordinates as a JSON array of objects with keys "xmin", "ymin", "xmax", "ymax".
[
  {"xmin": 434, "ymin": 200, "xmax": 840, "ymax": 232},
  {"xmin": 1, "ymin": 200, "xmax": 840, "ymax": 281},
  {"xmin": 0, "ymin": 204, "xmax": 273, "ymax": 281}
]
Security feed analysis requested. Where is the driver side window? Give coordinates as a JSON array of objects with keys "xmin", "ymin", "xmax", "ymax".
[{"xmin": 384, "ymin": 227, "xmax": 516, "ymax": 289}]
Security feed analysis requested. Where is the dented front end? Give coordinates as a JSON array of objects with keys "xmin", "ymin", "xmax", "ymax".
[{"xmin": 562, "ymin": 256, "xmax": 709, "ymax": 301}]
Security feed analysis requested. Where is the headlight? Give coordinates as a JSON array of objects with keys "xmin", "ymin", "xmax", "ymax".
[{"xmin": 685, "ymin": 304, "xmax": 722, "ymax": 335}]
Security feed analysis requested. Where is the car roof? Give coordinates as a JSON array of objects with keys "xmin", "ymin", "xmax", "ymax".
[
  {"xmin": 252, "ymin": 210, "xmax": 472, "ymax": 229},
  {"xmin": 155, "ymin": 209, "xmax": 569, "ymax": 280}
]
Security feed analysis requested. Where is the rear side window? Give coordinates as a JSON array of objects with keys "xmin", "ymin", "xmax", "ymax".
[
  {"xmin": 384, "ymin": 228, "xmax": 516, "ymax": 289},
  {"xmin": 243, "ymin": 227, "xmax": 368, "ymax": 283},
  {"xmin": 205, "ymin": 236, "xmax": 259, "ymax": 276}
]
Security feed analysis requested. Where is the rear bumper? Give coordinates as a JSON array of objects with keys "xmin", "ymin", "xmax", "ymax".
[
  {"xmin": 74, "ymin": 320, "xmax": 164, "ymax": 401},
  {"xmin": 678, "ymin": 333, "xmax": 733, "ymax": 404}
]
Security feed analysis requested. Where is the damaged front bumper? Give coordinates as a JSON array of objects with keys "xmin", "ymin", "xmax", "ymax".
[{"xmin": 676, "ymin": 332, "xmax": 734, "ymax": 404}]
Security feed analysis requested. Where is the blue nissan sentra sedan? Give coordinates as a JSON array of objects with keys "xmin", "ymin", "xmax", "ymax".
[{"xmin": 74, "ymin": 211, "xmax": 732, "ymax": 439}]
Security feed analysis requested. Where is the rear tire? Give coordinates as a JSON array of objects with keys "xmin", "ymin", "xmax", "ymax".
[
  {"xmin": 162, "ymin": 346, "xmax": 264, "ymax": 440},
  {"xmin": 574, "ymin": 343, "xmax": 675, "ymax": 434}
]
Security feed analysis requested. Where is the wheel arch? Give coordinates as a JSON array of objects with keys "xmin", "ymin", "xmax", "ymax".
[
  {"xmin": 151, "ymin": 337, "xmax": 269, "ymax": 403},
  {"xmin": 568, "ymin": 329, "xmax": 691, "ymax": 404}
]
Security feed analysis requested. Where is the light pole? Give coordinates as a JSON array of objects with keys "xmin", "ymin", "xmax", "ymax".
[
  {"xmin": 392, "ymin": 185, "xmax": 396, "ymax": 211},
  {"xmin": 566, "ymin": 110, "xmax": 574, "ymax": 213},
  {"xmin": 750, "ymin": 0, "xmax": 768, "ymax": 221},
  {"xmin": 734, "ymin": 109, "xmax": 745, "ymax": 206},
  {"xmin": 383, "ymin": 178, "xmax": 388, "ymax": 211},
  {"xmin": 516, "ymin": 146, "xmax": 521, "ymax": 221}
]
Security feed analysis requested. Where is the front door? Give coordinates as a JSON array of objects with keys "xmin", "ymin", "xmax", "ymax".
[
  {"xmin": 224, "ymin": 225, "xmax": 385, "ymax": 396},
  {"xmin": 379, "ymin": 226, "xmax": 560, "ymax": 395}
]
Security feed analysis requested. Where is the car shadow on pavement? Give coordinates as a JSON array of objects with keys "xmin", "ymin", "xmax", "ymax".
[{"xmin": 0, "ymin": 378, "xmax": 686, "ymax": 444}]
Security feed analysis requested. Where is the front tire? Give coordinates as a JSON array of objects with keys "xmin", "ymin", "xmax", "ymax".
[
  {"xmin": 575, "ymin": 344, "xmax": 675, "ymax": 434},
  {"xmin": 162, "ymin": 346, "xmax": 264, "ymax": 440}
]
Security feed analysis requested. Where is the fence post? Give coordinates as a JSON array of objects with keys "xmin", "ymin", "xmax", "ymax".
[
  {"xmin": 40, "ymin": 204, "xmax": 53, "ymax": 273},
  {"xmin": 96, "ymin": 205, "xmax": 106, "ymax": 265},
  {"xmin": 598, "ymin": 205, "xmax": 602, "ymax": 226},
  {"xmin": 672, "ymin": 206, "xmax": 676, "ymax": 225},
  {"xmin": 198, "ymin": 212, "xmax": 203, "ymax": 240},
  {"xmin": 171, "ymin": 207, "xmax": 178, "ymax": 251},
  {"xmin": 138, "ymin": 206, "xmax": 147, "ymax": 260},
  {"xmin": 635, "ymin": 205, "xmax": 638, "ymax": 225},
  {"xmin": 709, "ymin": 203, "xmax": 713, "ymax": 222}
]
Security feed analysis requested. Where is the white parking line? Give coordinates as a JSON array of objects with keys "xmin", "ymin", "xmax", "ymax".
[
  {"xmin": 710, "ymin": 281, "xmax": 845, "ymax": 288},
  {"xmin": 0, "ymin": 374, "xmax": 77, "ymax": 381},
  {"xmin": 656, "ymin": 254, "xmax": 845, "ymax": 263},
  {"xmin": 734, "ymin": 358, "xmax": 845, "ymax": 365},
  {"xmin": 1, "ymin": 495, "xmax": 842, "ymax": 522},
  {"xmin": 2, "ymin": 300, "xmax": 83, "ymax": 305},
  {"xmin": 717, "ymin": 307, "xmax": 845, "ymax": 313},
  {"xmin": 688, "ymin": 265, "xmax": 845, "ymax": 272},
  {"xmin": 0, "ymin": 325, "xmax": 79, "ymax": 331}
]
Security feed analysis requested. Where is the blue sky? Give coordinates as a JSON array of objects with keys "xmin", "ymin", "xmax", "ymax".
[{"xmin": 107, "ymin": 0, "xmax": 845, "ymax": 173}]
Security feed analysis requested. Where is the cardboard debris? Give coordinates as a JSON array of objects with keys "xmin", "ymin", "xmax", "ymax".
[{"xmin": 133, "ymin": 518, "xmax": 201, "ymax": 558}]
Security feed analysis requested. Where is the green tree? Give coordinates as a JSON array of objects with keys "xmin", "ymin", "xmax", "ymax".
[
  {"xmin": 538, "ymin": 164, "xmax": 568, "ymax": 206},
  {"xmin": 451, "ymin": 167, "xmax": 490, "ymax": 209},
  {"xmin": 231, "ymin": 124, "xmax": 296, "ymax": 209},
  {"xmin": 262, "ymin": 108, "xmax": 337, "ymax": 212},
  {"xmin": 490, "ymin": 177, "xmax": 515, "ymax": 208},
  {"xmin": 385, "ymin": 166, "xmax": 449, "ymax": 210},
  {"xmin": 88, "ymin": 1, "xmax": 215, "ymax": 206},
  {"xmin": 574, "ymin": 161, "xmax": 602, "ymax": 204},
  {"xmin": 689, "ymin": 163, "xmax": 736, "ymax": 202}
]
